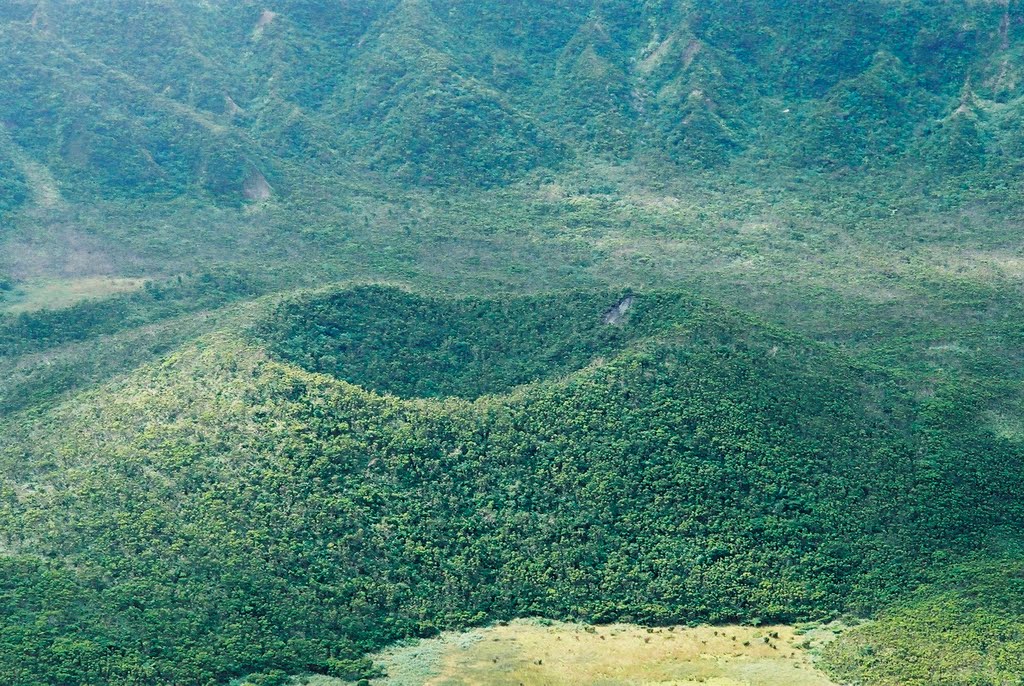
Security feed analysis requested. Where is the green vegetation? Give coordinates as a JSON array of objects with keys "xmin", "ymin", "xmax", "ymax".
[
  {"xmin": 0, "ymin": 271, "xmax": 256, "ymax": 358},
  {"xmin": 0, "ymin": 271, "xmax": 260, "ymax": 414},
  {"xmin": 1, "ymin": 1, "xmax": 1023, "ymax": 684},
  {"xmin": 822, "ymin": 556, "xmax": 1024, "ymax": 685},
  {"xmin": 0, "ymin": 287, "xmax": 1021, "ymax": 684},
  {"xmin": 259, "ymin": 287, "xmax": 647, "ymax": 399}
]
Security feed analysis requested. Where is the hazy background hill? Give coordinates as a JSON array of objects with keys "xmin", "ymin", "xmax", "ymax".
[{"xmin": 2, "ymin": 0, "xmax": 1023, "ymax": 200}]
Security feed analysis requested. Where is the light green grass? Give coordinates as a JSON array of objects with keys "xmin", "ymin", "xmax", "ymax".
[
  {"xmin": 364, "ymin": 620, "xmax": 839, "ymax": 686},
  {"xmin": 0, "ymin": 277, "xmax": 148, "ymax": 313}
]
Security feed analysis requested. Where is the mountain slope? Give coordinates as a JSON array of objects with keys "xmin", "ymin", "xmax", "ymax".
[
  {"xmin": 3, "ymin": 0, "xmax": 1023, "ymax": 206},
  {"xmin": 822, "ymin": 556, "xmax": 1024, "ymax": 685}
]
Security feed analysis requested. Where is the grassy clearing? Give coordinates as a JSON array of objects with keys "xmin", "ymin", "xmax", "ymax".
[
  {"xmin": 0, "ymin": 276, "xmax": 148, "ymax": 313},
  {"xmin": 363, "ymin": 620, "xmax": 840, "ymax": 686}
]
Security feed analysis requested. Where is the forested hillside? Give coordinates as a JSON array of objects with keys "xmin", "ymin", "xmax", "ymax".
[
  {"xmin": 2, "ymin": 0, "xmax": 1023, "ymax": 198},
  {"xmin": 1, "ymin": 2, "xmax": 1023, "ymax": 685},
  {"xmin": 0, "ymin": 287, "xmax": 1020, "ymax": 684}
]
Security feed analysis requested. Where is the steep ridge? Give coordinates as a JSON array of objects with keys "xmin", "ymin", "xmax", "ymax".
[
  {"xmin": 3, "ymin": 0, "xmax": 1023, "ymax": 201},
  {"xmin": 0, "ymin": 20, "xmax": 266, "ymax": 201},
  {"xmin": 326, "ymin": 0, "xmax": 566, "ymax": 185},
  {"xmin": 546, "ymin": 16, "xmax": 634, "ymax": 153}
]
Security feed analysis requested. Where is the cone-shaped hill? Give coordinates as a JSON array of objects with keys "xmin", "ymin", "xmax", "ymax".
[{"xmin": 1, "ymin": 285, "xmax": 1019, "ymax": 684}]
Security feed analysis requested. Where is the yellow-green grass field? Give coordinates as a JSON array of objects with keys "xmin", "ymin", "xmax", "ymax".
[
  {"xmin": 0, "ymin": 276, "xmax": 148, "ymax": 313},
  {"xmin": 303, "ymin": 620, "xmax": 842, "ymax": 686}
]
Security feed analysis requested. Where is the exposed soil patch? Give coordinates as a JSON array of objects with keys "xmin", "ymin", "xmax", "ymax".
[
  {"xmin": 637, "ymin": 34, "xmax": 675, "ymax": 75},
  {"xmin": 256, "ymin": 9, "xmax": 278, "ymax": 28},
  {"xmin": 243, "ymin": 169, "xmax": 272, "ymax": 201},
  {"xmin": 252, "ymin": 9, "xmax": 279, "ymax": 39},
  {"xmin": 19, "ymin": 158, "xmax": 63, "ymax": 208},
  {"xmin": 603, "ymin": 294, "xmax": 634, "ymax": 324},
  {"xmin": 1, "ymin": 225, "xmax": 118, "ymax": 280},
  {"xmin": 0, "ymin": 276, "xmax": 148, "ymax": 314}
]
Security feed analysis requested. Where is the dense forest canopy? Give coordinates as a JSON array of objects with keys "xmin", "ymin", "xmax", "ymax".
[{"xmin": 2, "ymin": 286, "xmax": 1021, "ymax": 685}]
